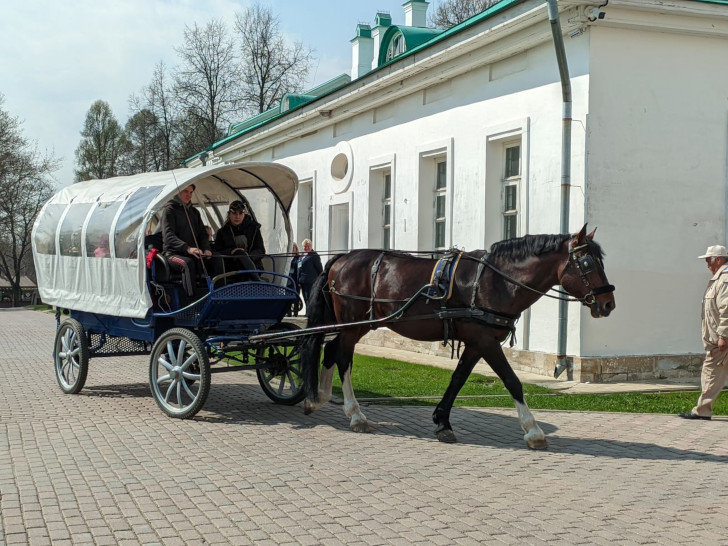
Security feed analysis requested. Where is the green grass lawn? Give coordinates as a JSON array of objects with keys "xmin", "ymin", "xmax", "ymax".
[{"xmin": 330, "ymin": 354, "xmax": 726, "ymax": 416}]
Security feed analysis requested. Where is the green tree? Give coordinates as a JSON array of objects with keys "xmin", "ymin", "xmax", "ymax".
[
  {"xmin": 0, "ymin": 95, "xmax": 58, "ymax": 306},
  {"xmin": 234, "ymin": 2, "xmax": 314, "ymax": 115},
  {"xmin": 122, "ymin": 108, "xmax": 165, "ymax": 174},
  {"xmin": 74, "ymin": 100, "xmax": 129, "ymax": 181}
]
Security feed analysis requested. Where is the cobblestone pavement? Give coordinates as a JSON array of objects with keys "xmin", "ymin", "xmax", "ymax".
[{"xmin": 1, "ymin": 308, "xmax": 727, "ymax": 545}]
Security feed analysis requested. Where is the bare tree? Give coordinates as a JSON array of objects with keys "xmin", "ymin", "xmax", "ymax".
[
  {"xmin": 74, "ymin": 100, "xmax": 130, "ymax": 181},
  {"xmin": 129, "ymin": 61, "xmax": 177, "ymax": 171},
  {"xmin": 429, "ymin": 0, "xmax": 492, "ymax": 29},
  {"xmin": 235, "ymin": 2, "xmax": 314, "ymax": 116},
  {"xmin": 174, "ymin": 19, "xmax": 240, "ymax": 151},
  {"xmin": 0, "ymin": 95, "xmax": 58, "ymax": 306}
]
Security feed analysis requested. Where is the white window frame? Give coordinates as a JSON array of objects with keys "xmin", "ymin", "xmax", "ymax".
[
  {"xmin": 382, "ymin": 172, "xmax": 392, "ymax": 250},
  {"xmin": 417, "ymin": 139, "xmax": 453, "ymax": 252},
  {"xmin": 368, "ymin": 154, "xmax": 396, "ymax": 250},
  {"xmin": 296, "ymin": 174, "xmax": 315, "ymax": 246},
  {"xmin": 502, "ymin": 143, "xmax": 521, "ymax": 240},
  {"xmin": 434, "ymin": 160, "xmax": 447, "ymax": 250}
]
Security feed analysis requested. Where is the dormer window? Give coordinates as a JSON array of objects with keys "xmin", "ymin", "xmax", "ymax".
[{"xmin": 386, "ymin": 32, "xmax": 405, "ymax": 61}]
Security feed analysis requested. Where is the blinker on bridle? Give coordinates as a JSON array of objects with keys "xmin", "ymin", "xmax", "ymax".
[{"xmin": 559, "ymin": 242, "xmax": 615, "ymax": 305}]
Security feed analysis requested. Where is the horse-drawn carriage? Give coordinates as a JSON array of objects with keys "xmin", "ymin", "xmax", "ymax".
[
  {"xmin": 33, "ymin": 162, "xmax": 305, "ymax": 418},
  {"xmin": 33, "ymin": 160, "xmax": 616, "ymax": 448}
]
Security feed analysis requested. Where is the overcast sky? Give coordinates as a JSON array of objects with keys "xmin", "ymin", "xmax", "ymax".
[{"xmin": 1, "ymin": 0, "xmax": 413, "ymax": 187}]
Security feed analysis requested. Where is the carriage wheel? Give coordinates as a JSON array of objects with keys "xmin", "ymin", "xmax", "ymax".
[
  {"xmin": 256, "ymin": 322, "xmax": 306, "ymax": 405},
  {"xmin": 149, "ymin": 328, "xmax": 210, "ymax": 419},
  {"xmin": 54, "ymin": 318, "xmax": 89, "ymax": 394}
]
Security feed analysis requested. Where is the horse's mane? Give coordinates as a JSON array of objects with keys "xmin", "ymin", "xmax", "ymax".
[{"xmin": 489, "ymin": 233, "xmax": 605, "ymax": 261}]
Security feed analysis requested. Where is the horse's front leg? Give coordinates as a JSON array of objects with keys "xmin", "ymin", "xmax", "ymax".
[
  {"xmin": 484, "ymin": 343, "xmax": 547, "ymax": 450},
  {"xmin": 433, "ymin": 346, "xmax": 481, "ymax": 443}
]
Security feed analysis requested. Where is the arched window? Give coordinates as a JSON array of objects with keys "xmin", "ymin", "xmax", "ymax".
[{"xmin": 386, "ymin": 32, "xmax": 405, "ymax": 61}]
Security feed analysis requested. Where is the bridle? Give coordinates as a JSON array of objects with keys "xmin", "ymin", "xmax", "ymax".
[
  {"xmin": 556, "ymin": 242, "xmax": 615, "ymax": 305},
  {"xmin": 474, "ymin": 241, "xmax": 614, "ymax": 306}
]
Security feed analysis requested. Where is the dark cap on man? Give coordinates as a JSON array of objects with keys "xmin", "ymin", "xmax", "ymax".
[{"xmin": 229, "ymin": 200, "xmax": 246, "ymax": 213}]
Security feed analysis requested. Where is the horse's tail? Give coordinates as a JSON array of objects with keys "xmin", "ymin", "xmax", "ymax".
[{"xmin": 302, "ymin": 254, "xmax": 344, "ymax": 403}]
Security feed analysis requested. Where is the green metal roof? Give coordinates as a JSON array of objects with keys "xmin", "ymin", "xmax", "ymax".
[{"xmin": 377, "ymin": 26, "xmax": 444, "ymax": 66}]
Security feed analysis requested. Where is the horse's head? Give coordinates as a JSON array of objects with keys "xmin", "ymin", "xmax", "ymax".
[{"xmin": 557, "ymin": 225, "xmax": 615, "ymax": 318}]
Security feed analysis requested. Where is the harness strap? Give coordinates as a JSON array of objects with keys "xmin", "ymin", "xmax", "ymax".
[
  {"xmin": 470, "ymin": 257, "xmax": 486, "ymax": 309},
  {"xmin": 436, "ymin": 306, "xmax": 520, "ymax": 347},
  {"xmin": 368, "ymin": 252, "xmax": 386, "ymax": 320}
]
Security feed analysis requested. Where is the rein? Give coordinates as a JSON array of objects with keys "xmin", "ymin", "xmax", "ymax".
[{"xmin": 467, "ymin": 242, "xmax": 615, "ymax": 305}]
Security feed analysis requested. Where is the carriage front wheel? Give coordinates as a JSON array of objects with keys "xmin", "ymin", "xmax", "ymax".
[
  {"xmin": 54, "ymin": 318, "xmax": 89, "ymax": 394},
  {"xmin": 256, "ymin": 322, "xmax": 306, "ymax": 405},
  {"xmin": 149, "ymin": 328, "xmax": 211, "ymax": 419}
]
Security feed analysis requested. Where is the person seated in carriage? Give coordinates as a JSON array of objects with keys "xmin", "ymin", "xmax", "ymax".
[
  {"xmin": 161, "ymin": 183, "xmax": 220, "ymax": 298},
  {"xmin": 213, "ymin": 200, "xmax": 265, "ymax": 282}
]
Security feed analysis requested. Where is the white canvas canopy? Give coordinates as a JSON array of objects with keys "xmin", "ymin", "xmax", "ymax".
[{"xmin": 32, "ymin": 162, "xmax": 299, "ymax": 318}]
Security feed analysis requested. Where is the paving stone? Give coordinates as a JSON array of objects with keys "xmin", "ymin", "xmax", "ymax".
[{"xmin": 1, "ymin": 309, "xmax": 727, "ymax": 546}]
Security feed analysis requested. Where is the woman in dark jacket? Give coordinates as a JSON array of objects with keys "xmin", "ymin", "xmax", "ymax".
[
  {"xmin": 213, "ymin": 200, "xmax": 266, "ymax": 281},
  {"xmin": 297, "ymin": 238, "xmax": 323, "ymax": 308}
]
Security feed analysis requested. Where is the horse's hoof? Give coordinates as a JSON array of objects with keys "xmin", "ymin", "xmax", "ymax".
[
  {"xmin": 350, "ymin": 422, "xmax": 372, "ymax": 433},
  {"xmin": 303, "ymin": 401, "xmax": 314, "ymax": 415},
  {"xmin": 436, "ymin": 429, "xmax": 458, "ymax": 443},
  {"xmin": 527, "ymin": 437, "xmax": 549, "ymax": 450}
]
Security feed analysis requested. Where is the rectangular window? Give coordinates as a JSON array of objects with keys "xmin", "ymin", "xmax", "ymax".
[
  {"xmin": 434, "ymin": 160, "xmax": 447, "ymax": 250},
  {"xmin": 502, "ymin": 144, "xmax": 520, "ymax": 240},
  {"xmin": 382, "ymin": 173, "xmax": 391, "ymax": 250},
  {"xmin": 296, "ymin": 181, "xmax": 313, "ymax": 245}
]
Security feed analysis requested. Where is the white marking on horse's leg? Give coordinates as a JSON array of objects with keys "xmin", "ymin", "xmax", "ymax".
[
  {"xmin": 318, "ymin": 365, "xmax": 334, "ymax": 404},
  {"xmin": 307, "ymin": 366, "xmax": 335, "ymax": 412},
  {"xmin": 515, "ymin": 400, "xmax": 547, "ymax": 449},
  {"xmin": 341, "ymin": 368, "xmax": 371, "ymax": 433}
]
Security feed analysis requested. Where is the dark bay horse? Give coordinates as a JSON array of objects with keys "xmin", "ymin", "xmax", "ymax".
[{"xmin": 301, "ymin": 225, "xmax": 615, "ymax": 449}]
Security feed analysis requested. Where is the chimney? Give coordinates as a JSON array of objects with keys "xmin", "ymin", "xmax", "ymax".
[
  {"xmin": 404, "ymin": 0, "xmax": 429, "ymax": 28},
  {"xmin": 371, "ymin": 12, "xmax": 392, "ymax": 71},
  {"xmin": 351, "ymin": 24, "xmax": 373, "ymax": 79}
]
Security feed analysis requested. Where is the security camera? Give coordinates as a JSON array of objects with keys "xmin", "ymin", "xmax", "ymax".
[{"xmin": 584, "ymin": 6, "xmax": 606, "ymax": 20}]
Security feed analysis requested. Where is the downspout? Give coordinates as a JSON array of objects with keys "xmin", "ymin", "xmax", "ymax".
[{"xmin": 546, "ymin": 0, "xmax": 573, "ymax": 380}]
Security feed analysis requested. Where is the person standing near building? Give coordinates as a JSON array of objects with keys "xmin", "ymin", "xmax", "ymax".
[
  {"xmin": 297, "ymin": 238, "xmax": 323, "ymax": 309},
  {"xmin": 288, "ymin": 242, "xmax": 301, "ymax": 316},
  {"xmin": 679, "ymin": 245, "xmax": 728, "ymax": 420}
]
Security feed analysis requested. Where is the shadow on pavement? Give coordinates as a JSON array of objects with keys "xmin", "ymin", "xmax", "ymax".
[{"xmin": 80, "ymin": 380, "xmax": 728, "ymax": 464}]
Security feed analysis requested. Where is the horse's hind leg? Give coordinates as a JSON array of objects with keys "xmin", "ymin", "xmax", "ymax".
[
  {"xmin": 304, "ymin": 338, "xmax": 338, "ymax": 413},
  {"xmin": 337, "ymin": 332, "xmax": 371, "ymax": 433},
  {"xmin": 483, "ymin": 344, "xmax": 547, "ymax": 450}
]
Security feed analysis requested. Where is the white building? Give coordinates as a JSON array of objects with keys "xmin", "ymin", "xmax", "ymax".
[{"xmin": 186, "ymin": 0, "xmax": 728, "ymax": 382}]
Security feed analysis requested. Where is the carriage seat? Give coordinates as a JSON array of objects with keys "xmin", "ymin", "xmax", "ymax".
[{"xmin": 150, "ymin": 252, "xmax": 182, "ymax": 284}]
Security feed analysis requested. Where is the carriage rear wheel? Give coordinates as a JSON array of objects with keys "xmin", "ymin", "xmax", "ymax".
[
  {"xmin": 149, "ymin": 328, "xmax": 210, "ymax": 419},
  {"xmin": 54, "ymin": 318, "xmax": 89, "ymax": 394},
  {"xmin": 256, "ymin": 322, "xmax": 306, "ymax": 405}
]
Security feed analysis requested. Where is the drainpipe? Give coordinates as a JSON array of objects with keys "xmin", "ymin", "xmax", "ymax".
[{"xmin": 546, "ymin": 0, "xmax": 573, "ymax": 380}]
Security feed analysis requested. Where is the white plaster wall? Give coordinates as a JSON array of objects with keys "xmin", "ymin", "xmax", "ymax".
[
  {"xmin": 583, "ymin": 24, "xmax": 728, "ymax": 357},
  {"xmin": 246, "ymin": 37, "xmax": 596, "ymax": 356},
  {"xmin": 216, "ymin": 15, "xmax": 728, "ymax": 360}
]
